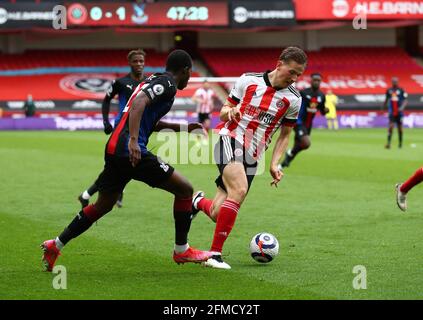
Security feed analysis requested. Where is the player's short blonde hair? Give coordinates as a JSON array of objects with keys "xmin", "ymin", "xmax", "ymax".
[
  {"xmin": 127, "ymin": 49, "xmax": 146, "ymax": 61},
  {"xmin": 279, "ymin": 46, "xmax": 307, "ymax": 65}
]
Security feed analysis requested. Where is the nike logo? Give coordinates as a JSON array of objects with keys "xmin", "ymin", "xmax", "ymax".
[
  {"xmin": 126, "ymin": 84, "xmax": 133, "ymax": 90},
  {"xmin": 168, "ymin": 81, "xmax": 173, "ymax": 87}
]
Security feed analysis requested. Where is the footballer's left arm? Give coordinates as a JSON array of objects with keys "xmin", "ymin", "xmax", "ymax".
[
  {"xmin": 270, "ymin": 125, "xmax": 293, "ymax": 187},
  {"xmin": 400, "ymin": 91, "xmax": 408, "ymax": 111},
  {"xmin": 320, "ymin": 95, "xmax": 329, "ymax": 115},
  {"xmin": 154, "ymin": 121, "xmax": 205, "ymax": 134}
]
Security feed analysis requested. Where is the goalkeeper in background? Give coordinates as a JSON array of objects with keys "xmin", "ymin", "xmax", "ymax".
[{"xmin": 325, "ymin": 89, "xmax": 339, "ymax": 130}]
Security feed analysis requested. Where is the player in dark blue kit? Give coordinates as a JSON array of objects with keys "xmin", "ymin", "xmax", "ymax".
[
  {"xmin": 78, "ymin": 49, "xmax": 146, "ymax": 209},
  {"xmin": 41, "ymin": 50, "xmax": 212, "ymax": 271},
  {"xmin": 279, "ymin": 73, "xmax": 328, "ymax": 169},
  {"xmin": 383, "ymin": 77, "xmax": 408, "ymax": 149}
]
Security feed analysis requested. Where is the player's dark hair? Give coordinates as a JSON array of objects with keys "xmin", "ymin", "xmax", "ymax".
[
  {"xmin": 127, "ymin": 49, "xmax": 146, "ymax": 61},
  {"xmin": 165, "ymin": 50, "xmax": 192, "ymax": 73},
  {"xmin": 280, "ymin": 46, "xmax": 308, "ymax": 65}
]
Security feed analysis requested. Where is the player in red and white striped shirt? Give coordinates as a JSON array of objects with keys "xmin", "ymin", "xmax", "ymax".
[
  {"xmin": 192, "ymin": 47, "xmax": 308, "ymax": 269},
  {"xmin": 192, "ymin": 81, "xmax": 218, "ymax": 146}
]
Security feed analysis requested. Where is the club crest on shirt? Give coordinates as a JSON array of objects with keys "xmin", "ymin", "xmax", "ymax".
[
  {"xmin": 276, "ymin": 99, "xmax": 284, "ymax": 108},
  {"xmin": 153, "ymin": 84, "xmax": 165, "ymax": 96},
  {"xmin": 276, "ymin": 97, "xmax": 290, "ymax": 109}
]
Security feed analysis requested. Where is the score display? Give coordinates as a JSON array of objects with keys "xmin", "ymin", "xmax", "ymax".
[{"xmin": 66, "ymin": 2, "xmax": 228, "ymax": 26}]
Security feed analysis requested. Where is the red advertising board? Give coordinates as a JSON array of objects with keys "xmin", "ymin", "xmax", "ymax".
[
  {"xmin": 0, "ymin": 74, "xmax": 200, "ymax": 100},
  {"xmin": 296, "ymin": 70, "xmax": 423, "ymax": 94},
  {"xmin": 295, "ymin": 0, "xmax": 423, "ymax": 20},
  {"xmin": 65, "ymin": 2, "xmax": 228, "ymax": 26}
]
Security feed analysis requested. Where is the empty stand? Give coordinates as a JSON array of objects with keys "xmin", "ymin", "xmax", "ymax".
[
  {"xmin": 0, "ymin": 49, "xmax": 168, "ymax": 70},
  {"xmin": 199, "ymin": 47, "xmax": 421, "ymax": 76}
]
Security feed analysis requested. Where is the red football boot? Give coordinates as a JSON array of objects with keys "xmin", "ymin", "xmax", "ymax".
[
  {"xmin": 41, "ymin": 239, "xmax": 61, "ymax": 272},
  {"xmin": 173, "ymin": 247, "xmax": 212, "ymax": 265}
]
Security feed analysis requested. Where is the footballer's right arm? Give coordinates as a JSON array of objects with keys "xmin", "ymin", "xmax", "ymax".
[
  {"xmin": 382, "ymin": 90, "xmax": 389, "ymax": 110},
  {"xmin": 220, "ymin": 74, "xmax": 246, "ymax": 122},
  {"xmin": 128, "ymin": 91, "xmax": 150, "ymax": 167},
  {"xmin": 220, "ymin": 100, "xmax": 241, "ymax": 122}
]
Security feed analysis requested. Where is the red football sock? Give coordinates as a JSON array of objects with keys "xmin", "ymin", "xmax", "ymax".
[
  {"xmin": 400, "ymin": 167, "xmax": 423, "ymax": 193},
  {"xmin": 210, "ymin": 199, "xmax": 240, "ymax": 253},
  {"xmin": 83, "ymin": 204, "xmax": 103, "ymax": 223},
  {"xmin": 198, "ymin": 198, "xmax": 213, "ymax": 217}
]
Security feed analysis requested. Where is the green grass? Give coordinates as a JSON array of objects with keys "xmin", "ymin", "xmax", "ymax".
[{"xmin": 1, "ymin": 128, "xmax": 423, "ymax": 300}]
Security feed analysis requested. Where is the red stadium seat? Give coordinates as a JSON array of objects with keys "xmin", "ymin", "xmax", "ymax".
[
  {"xmin": 198, "ymin": 47, "xmax": 420, "ymax": 76},
  {"xmin": 0, "ymin": 49, "xmax": 168, "ymax": 70}
]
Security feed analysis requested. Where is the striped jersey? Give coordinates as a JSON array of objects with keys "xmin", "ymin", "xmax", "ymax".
[
  {"xmin": 386, "ymin": 86, "xmax": 407, "ymax": 116},
  {"xmin": 297, "ymin": 87, "xmax": 326, "ymax": 129},
  {"xmin": 194, "ymin": 87, "xmax": 216, "ymax": 114},
  {"xmin": 106, "ymin": 72, "xmax": 177, "ymax": 157},
  {"xmin": 217, "ymin": 71, "xmax": 302, "ymax": 160}
]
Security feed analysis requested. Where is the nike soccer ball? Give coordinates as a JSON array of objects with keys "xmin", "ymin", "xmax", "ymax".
[{"xmin": 249, "ymin": 232, "xmax": 279, "ymax": 263}]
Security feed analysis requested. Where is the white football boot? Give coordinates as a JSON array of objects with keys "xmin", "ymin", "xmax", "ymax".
[
  {"xmin": 395, "ymin": 183, "xmax": 407, "ymax": 212},
  {"xmin": 202, "ymin": 252, "xmax": 231, "ymax": 270}
]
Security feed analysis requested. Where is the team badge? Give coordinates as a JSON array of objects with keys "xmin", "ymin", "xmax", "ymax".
[
  {"xmin": 60, "ymin": 74, "xmax": 115, "ymax": 99},
  {"xmin": 132, "ymin": 3, "xmax": 149, "ymax": 25},
  {"xmin": 276, "ymin": 97, "xmax": 290, "ymax": 109},
  {"xmin": 276, "ymin": 99, "xmax": 284, "ymax": 108},
  {"xmin": 153, "ymin": 84, "xmax": 165, "ymax": 96}
]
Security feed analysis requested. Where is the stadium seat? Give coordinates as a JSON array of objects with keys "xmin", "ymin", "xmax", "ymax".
[
  {"xmin": 0, "ymin": 49, "xmax": 168, "ymax": 70},
  {"xmin": 198, "ymin": 47, "xmax": 421, "ymax": 76}
]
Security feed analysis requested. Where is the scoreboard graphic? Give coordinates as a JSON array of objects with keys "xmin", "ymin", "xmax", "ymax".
[{"xmin": 66, "ymin": 2, "xmax": 229, "ymax": 27}]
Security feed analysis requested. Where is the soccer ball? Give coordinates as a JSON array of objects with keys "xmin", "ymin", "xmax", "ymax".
[{"xmin": 249, "ymin": 232, "xmax": 279, "ymax": 263}]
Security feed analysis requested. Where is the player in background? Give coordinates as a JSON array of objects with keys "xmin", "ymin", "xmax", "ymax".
[
  {"xmin": 78, "ymin": 49, "xmax": 146, "ymax": 209},
  {"xmin": 41, "ymin": 50, "xmax": 212, "ymax": 271},
  {"xmin": 325, "ymin": 89, "xmax": 339, "ymax": 130},
  {"xmin": 395, "ymin": 167, "xmax": 423, "ymax": 211},
  {"xmin": 191, "ymin": 47, "xmax": 307, "ymax": 269},
  {"xmin": 23, "ymin": 94, "xmax": 36, "ymax": 117},
  {"xmin": 192, "ymin": 80, "xmax": 218, "ymax": 146},
  {"xmin": 279, "ymin": 73, "xmax": 328, "ymax": 169},
  {"xmin": 383, "ymin": 77, "xmax": 408, "ymax": 149}
]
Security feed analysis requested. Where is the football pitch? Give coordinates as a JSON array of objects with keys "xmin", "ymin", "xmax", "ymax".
[{"xmin": 1, "ymin": 128, "xmax": 423, "ymax": 300}]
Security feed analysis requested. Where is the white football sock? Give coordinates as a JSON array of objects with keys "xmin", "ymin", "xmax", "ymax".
[
  {"xmin": 82, "ymin": 190, "xmax": 91, "ymax": 200},
  {"xmin": 287, "ymin": 149, "xmax": 293, "ymax": 157},
  {"xmin": 174, "ymin": 243, "xmax": 189, "ymax": 253},
  {"xmin": 55, "ymin": 237, "xmax": 64, "ymax": 251}
]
